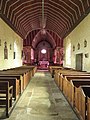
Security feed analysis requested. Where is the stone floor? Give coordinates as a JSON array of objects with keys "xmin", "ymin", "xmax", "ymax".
[{"xmin": 1, "ymin": 70, "xmax": 80, "ymax": 120}]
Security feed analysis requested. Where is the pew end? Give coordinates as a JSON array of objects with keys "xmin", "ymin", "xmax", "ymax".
[{"xmin": 0, "ymin": 81, "xmax": 13, "ymax": 118}]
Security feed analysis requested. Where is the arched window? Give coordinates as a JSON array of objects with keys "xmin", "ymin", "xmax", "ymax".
[{"xmin": 41, "ymin": 49, "xmax": 46, "ymax": 54}]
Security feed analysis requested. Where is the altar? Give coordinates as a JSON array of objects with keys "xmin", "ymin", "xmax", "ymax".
[{"xmin": 39, "ymin": 61, "xmax": 49, "ymax": 68}]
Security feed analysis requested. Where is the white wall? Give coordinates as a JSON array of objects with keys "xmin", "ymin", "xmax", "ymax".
[
  {"xmin": 0, "ymin": 18, "xmax": 23, "ymax": 70},
  {"xmin": 63, "ymin": 13, "xmax": 90, "ymax": 72},
  {"xmin": 63, "ymin": 38, "xmax": 71, "ymax": 68}
]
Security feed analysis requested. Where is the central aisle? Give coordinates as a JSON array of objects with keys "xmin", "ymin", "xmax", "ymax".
[{"xmin": 7, "ymin": 71, "xmax": 79, "ymax": 120}]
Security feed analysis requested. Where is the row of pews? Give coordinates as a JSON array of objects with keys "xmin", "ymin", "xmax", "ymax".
[
  {"xmin": 49, "ymin": 66, "xmax": 90, "ymax": 120},
  {"xmin": 0, "ymin": 65, "xmax": 37, "ymax": 118}
]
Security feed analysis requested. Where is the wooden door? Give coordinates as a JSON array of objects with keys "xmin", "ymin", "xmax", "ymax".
[{"xmin": 76, "ymin": 53, "xmax": 83, "ymax": 71}]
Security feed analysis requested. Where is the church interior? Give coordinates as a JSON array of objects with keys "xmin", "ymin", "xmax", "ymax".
[{"xmin": 0, "ymin": 0, "xmax": 90, "ymax": 120}]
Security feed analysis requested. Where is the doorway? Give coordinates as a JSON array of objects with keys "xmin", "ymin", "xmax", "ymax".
[{"xmin": 76, "ymin": 53, "xmax": 83, "ymax": 71}]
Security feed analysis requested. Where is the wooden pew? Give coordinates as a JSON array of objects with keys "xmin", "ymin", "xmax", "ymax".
[
  {"xmin": 9, "ymin": 65, "xmax": 37, "ymax": 77},
  {"xmin": 0, "ymin": 77, "xmax": 20, "ymax": 100},
  {"xmin": 54, "ymin": 69, "xmax": 89, "ymax": 89},
  {"xmin": 0, "ymin": 66, "xmax": 36, "ymax": 93},
  {"xmin": 60, "ymin": 78, "xmax": 74, "ymax": 106},
  {"xmin": 62, "ymin": 76, "xmax": 90, "ymax": 102},
  {"xmin": 63, "ymin": 80, "xmax": 90, "ymax": 120},
  {"xmin": 77, "ymin": 86, "xmax": 90, "ymax": 120},
  {"xmin": 62, "ymin": 75, "xmax": 90, "ymax": 91},
  {"xmin": 55, "ymin": 69, "xmax": 87, "ymax": 75},
  {"xmin": 0, "ymin": 66, "xmax": 37, "ymax": 118},
  {"xmin": 71, "ymin": 79, "xmax": 90, "ymax": 106},
  {"xmin": 0, "ymin": 72, "xmax": 25, "ymax": 94},
  {"xmin": 9, "ymin": 69, "xmax": 32, "ymax": 90},
  {"xmin": 10, "ymin": 69, "xmax": 31, "ymax": 90},
  {"xmin": 48, "ymin": 66, "xmax": 62, "ymax": 78},
  {"xmin": 57, "ymin": 74, "xmax": 90, "ymax": 92},
  {"xmin": 0, "ymin": 81, "xmax": 13, "ymax": 117},
  {"xmin": 0, "ymin": 66, "xmax": 36, "ymax": 96},
  {"xmin": 87, "ymin": 96, "xmax": 90, "ymax": 120},
  {"xmin": 53, "ymin": 69, "xmax": 90, "ymax": 120},
  {"xmin": 18, "ymin": 65, "xmax": 37, "ymax": 76},
  {"xmin": 0, "ymin": 74, "xmax": 23, "ymax": 94},
  {"xmin": 55, "ymin": 71, "xmax": 90, "ymax": 101}
]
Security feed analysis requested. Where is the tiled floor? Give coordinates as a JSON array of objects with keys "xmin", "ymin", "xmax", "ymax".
[{"xmin": 1, "ymin": 71, "xmax": 80, "ymax": 120}]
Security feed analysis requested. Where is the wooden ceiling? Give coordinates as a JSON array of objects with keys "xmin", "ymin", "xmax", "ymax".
[{"xmin": 0, "ymin": 0, "xmax": 90, "ymax": 48}]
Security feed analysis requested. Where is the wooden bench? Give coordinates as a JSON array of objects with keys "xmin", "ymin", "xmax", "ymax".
[
  {"xmin": 53, "ymin": 69, "xmax": 90, "ymax": 120},
  {"xmin": 48, "ymin": 66, "xmax": 62, "ymax": 78},
  {"xmin": 87, "ymin": 95, "xmax": 90, "ymax": 120},
  {"xmin": 62, "ymin": 75, "xmax": 90, "ymax": 91},
  {"xmin": 62, "ymin": 76, "xmax": 90, "ymax": 99},
  {"xmin": 55, "ymin": 72, "xmax": 90, "ymax": 101},
  {"xmin": 0, "ymin": 73, "xmax": 24, "ymax": 94},
  {"xmin": 0, "ymin": 66, "xmax": 37, "ymax": 90},
  {"xmin": 0, "ymin": 77, "xmax": 20, "ymax": 100},
  {"xmin": 75, "ymin": 86, "xmax": 90, "ymax": 120},
  {"xmin": 15, "ymin": 65, "xmax": 37, "ymax": 76},
  {"xmin": 0, "ymin": 66, "xmax": 36, "ymax": 96},
  {"xmin": 54, "ymin": 69, "xmax": 89, "ymax": 88},
  {"xmin": 0, "ymin": 81, "xmax": 13, "ymax": 117},
  {"xmin": 70, "ymin": 79, "xmax": 90, "ymax": 106},
  {"xmin": 61, "ymin": 79, "xmax": 90, "ymax": 120},
  {"xmin": 0, "ymin": 68, "xmax": 34, "ymax": 94},
  {"xmin": 81, "ymin": 86, "xmax": 90, "ymax": 120}
]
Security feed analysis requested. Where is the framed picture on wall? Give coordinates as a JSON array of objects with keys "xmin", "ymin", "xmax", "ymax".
[
  {"xmin": 10, "ymin": 44, "xmax": 12, "ymax": 50},
  {"xmin": 77, "ymin": 43, "xmax": 80, "ymax": 50},
  {"xmin": 0, "ymin": 39, "xmax": 1, "ymax": 46},
  {"xmin": 84, "ymin": 40, "xmax": 87, "ymax": 47},
  {"xmin": 21, "ymin": 50, "xmax": 23, "ymax": 59},
  {"xmin": 85, "ymin": 53, "xmax": 89, "ymax": 58},
  {"xmin": 4, "ymin": 41, "xmax": 8, "ymax": 59},
  {"xmin": 13, "ymin": 52, "xmax": 16, "ymax": 59},
  {"xmin": 4, "ymin": 47, "xmax": 8, "ymax": 59},
  {"xmin": 73, "ymin": 45, "xmax": 75, "ymax": 51}
]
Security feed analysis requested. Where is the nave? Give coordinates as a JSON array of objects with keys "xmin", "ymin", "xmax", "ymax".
[{"xmin": 5, "ymin": 70, "xmax": 79, "ymax": 120}]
